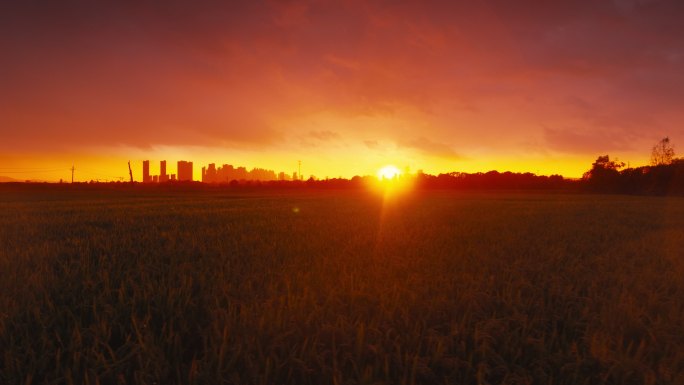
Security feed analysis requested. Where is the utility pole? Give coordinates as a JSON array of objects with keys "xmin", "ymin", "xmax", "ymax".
[
  {"xmin": 71, "ymin": 164, "xmax": 75, "ymax": 183},
  {"xmin": 127, "ymin": 161, "xmax": 134, "ymax": 183}
]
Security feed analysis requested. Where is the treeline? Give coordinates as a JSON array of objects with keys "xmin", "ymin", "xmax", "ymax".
[
  {"xmin": 413, "ymin": 171, "xmax": 570, "ymax": 190},
  {"xmin": 208, "ymin": 171, "xmax": 572, "ymax": 190},
  {"xmin": 583, "ymin": 157, "xmax": 684, "ymax": 195},
  {"xmin": 582, "ymin": 137, "xmax": 684, "ymax": 195}
]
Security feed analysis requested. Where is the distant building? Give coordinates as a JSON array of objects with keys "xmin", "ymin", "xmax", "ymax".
[
  {"xmin": 159, "ymin": 160, "xmax": 168, "ymax": 182},
  {"xmin": 177, "ymin": 160, "xmax": 193, "ymax": 181},
  {"xmin": 142, "ymin": 160, "xmax": 151, "ymax": 183},
  {"xmin": 209, "ymin": 164, "xmax": 217, "ymax": 181},
  {"xmin": 152, "ymin": 175, "xmax": 158, "ymax": 183},
  {"xmin": 199, "ymin": 162, "xmax": 282, "ymax": 183},
  {"xmin": 220, "ymin": 164, "xmax": 241, "ymax": 182},
  {"xmin": 202, "ymin": 163, "xmax": 217, "ymax": 183},
  {"xmin": 250, "ymin": 167, "xmax": 277, "ymax": 180}
]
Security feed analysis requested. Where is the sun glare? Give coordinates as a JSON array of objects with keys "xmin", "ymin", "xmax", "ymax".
[
  {"xmin": 377, "ymin": 165, "xmax": 401, "ymax": 180},
  {"xmin": 370, "ymin": 164, "xmax": 414, "ymax": 197}
]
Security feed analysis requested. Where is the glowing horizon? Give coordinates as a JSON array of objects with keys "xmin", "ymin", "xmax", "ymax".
[{"xmin": 0, "ymin": 151, "xmax": 617, "ymax": 183}]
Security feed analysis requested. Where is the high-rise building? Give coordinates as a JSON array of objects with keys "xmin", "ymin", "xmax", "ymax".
[
  {"xmin": 207, "ymin": 163, "xmax": 217, "ymax": 183},
  {"xmin": 202, "ymin": 163, "xmax": 227, "ymax": 183},
  {"xmin": 159, "ymin": 160, "xmax": 168, "ymax": 182},
  {"xmin": 177, "ymin": 160, "xmax": 193, "ymax": 181},
  {"xmin": 218, "ymin": 164, "xmax": 235, "ymax": 182},
  {"xmin": 142, "ymin": 160, "xmax": 150, "ymax": 183}
]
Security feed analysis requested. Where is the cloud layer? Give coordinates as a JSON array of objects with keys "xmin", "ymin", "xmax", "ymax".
[{"xmin": 1, "ymin": 0, "xmax": 683, "ymax": 176}]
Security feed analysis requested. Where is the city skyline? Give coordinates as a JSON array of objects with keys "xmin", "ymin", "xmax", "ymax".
[
  {"xmin": 141, "ymin": 159, "xmax": 305, "ymax": 184},
  {"xmin": 2, "ymin": 1, "xmax": 684, "ymax": 181},
  {"xmin": 0, "ymin": 158, "xmax": 309, "ymax": 183}
]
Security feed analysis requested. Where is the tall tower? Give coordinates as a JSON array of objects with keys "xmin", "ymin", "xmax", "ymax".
[
  {"xmin": 207, "ymin": 163, "xmax": 217, "ymax": 183},
  {"xmin": 160, "ymin": 160, "xmax": 168, "ymax": 182},
  {"xmin": 142, "ymin": 160, "xmax": 150, "ymax": 183}
]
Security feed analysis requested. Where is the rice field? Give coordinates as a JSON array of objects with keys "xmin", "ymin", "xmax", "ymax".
[{"xmin": 1, "ymin": 185, "xmax": 683, "ymax": 384}]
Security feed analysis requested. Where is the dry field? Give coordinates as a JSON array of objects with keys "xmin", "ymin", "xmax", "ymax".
[{"xmin": 1, "ymin": 185, "xmax": 683, "ymax": 384}]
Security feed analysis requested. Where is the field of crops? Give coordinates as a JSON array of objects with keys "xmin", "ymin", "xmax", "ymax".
[{"xmin": 1, "ymin": 184, "xmax": 683, "ymax": 384}]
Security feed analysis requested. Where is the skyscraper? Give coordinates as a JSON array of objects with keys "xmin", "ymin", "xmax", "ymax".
[
  {"xmin": 177, "ymin": 160, "xmax": 193, "ymax": 181},
  {"xmin": 142, "ymin": 160, "xmax": 150, "ymax": 183},
  {"xmin": 160, "ymin": 160, "xmax": 168, "ymax": 182},
  {"xmin": 207, "ymin": 163, "xmax": 217, "ymax": 183}
]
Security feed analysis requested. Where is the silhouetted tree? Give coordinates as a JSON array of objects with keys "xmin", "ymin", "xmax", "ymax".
[
  {"xmin": 583, "ymin": 155, "xmax": 625, "ymax": 192},
  {"xmin": 651, "ymin": 137, "xmax": 675, "ymax": 166}
]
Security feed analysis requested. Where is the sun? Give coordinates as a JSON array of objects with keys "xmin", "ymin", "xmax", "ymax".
[
  {"xmin": 377, "ymin": 165, "xmax": 401, "ymax": 180},
  {"xmin": 368, "ymin": 164, "xmax": 415, "ymax": 197}
]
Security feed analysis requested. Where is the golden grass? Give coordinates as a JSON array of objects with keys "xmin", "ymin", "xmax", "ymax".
[{"xmin": 1, "ymin": 187, "xmax": 683, "ymax": 384}]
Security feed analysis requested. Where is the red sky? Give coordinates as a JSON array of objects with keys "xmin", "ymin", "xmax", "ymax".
[{"xmin": 2, "ymin": 0, "xmax": 683, "ymax": 181}]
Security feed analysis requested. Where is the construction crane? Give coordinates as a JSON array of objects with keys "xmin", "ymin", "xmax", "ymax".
[{"xmin": 127, "ymin": 161, "xmax": 134, "ymax": 183}]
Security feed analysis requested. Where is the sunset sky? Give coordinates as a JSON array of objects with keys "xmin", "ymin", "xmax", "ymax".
[{"xmin": 2, "ymin": 0, "xmax": 683, "ymax": 181}]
